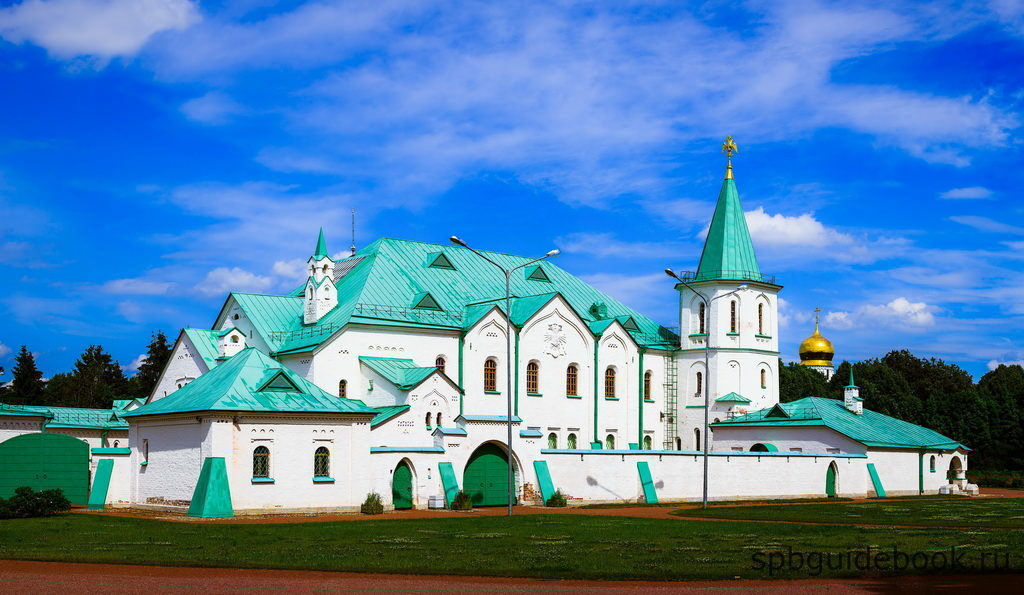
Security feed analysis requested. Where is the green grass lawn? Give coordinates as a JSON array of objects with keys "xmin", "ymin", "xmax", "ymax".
[
  {"xmin": 677, "ymin": 498, "xmax": 1024, "ymax": 529},
  {"xmin": 0, "ymin": 506, "xmax": 1022, "ymax": 580}
]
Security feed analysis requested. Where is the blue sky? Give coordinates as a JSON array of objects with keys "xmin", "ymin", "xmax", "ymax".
[{"xmin": 0, "ymin": 0, "xmax": 1022, "ymax": 379}]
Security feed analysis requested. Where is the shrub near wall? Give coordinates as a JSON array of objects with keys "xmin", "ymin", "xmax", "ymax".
[
  {"xmin": 360, "ymin": 492, "xmax": 384, "ymax": 515},
  {"xmin": 0, "ymin": 487, "xmax": 72, "ymax": 519},
  {"xmin": 965, "ymin": 470, "xmax": 1024, "ymax": 489}
]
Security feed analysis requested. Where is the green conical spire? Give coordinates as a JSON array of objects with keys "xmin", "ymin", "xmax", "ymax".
[
  {"xmin": 313, "ymin": 228, "xmax": 329, "ymax": 260},
  {"xmin": 695, "ymin": 153, "xmax": 761, "ymax": 282},
  {"xmin": 846, "ymin": 366, "xmax": 857, "ymax": 388}
]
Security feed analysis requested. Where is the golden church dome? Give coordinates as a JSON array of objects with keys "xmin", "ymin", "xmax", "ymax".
[{"xmin": 799, "ymin": 316, "xmax": 834, "ymax": 367}]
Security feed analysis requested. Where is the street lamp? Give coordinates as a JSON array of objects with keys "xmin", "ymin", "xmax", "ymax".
[
  {"xmin": 451, "ymin": 236, "xmax": 559, "ymax": 516},
  {"xmin": 665, "ymin": 268, "xmax": 747, "ymax": 509}
]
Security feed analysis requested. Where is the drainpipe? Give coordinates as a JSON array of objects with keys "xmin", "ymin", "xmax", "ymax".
[
  {"xmin": 458, "ymin": 332, "xmax": 465, "ymax": 416},
  {"xmin": 593, "ymin": 337, "xmax": 600, "ymax": 446},
  {"xmin": 514, "ymin": 329, "xmax": 521, "ymax": 417},
  {"xmin": 637, "ymin": 349, "xmax": 646, "ymax": 448},
  {"xmin": 101, "ymin": 430, "xmax": 110, "ymax": 448},
  {"xmin": 918, "ymin": 450, "xmax": 924, "ymax": 495}
]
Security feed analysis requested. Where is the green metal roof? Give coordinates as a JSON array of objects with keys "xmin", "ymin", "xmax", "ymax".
[
  {"xmin": 223, "ymin": 238, "xmax": 678, "ymax": 356},
  {"xmin": 695, "ymin": 173, "xmax": 762, "ymax": 282},
  {"xmin": 123, "ymin": 348, "xmax": 377, "ymax": 418},
  {"xmin": 313, "ymin": 228, "xmax": 330, "ymax": 260},
  {"xmin": 712, "ymin": 397, "xmax": 968, "ymax": 450},
  {"xmin": 359, "ymin": 357, "xmax": 437, "ymax": 391},
  {"xmin": 183, "ymin": 328, "xmax": 223, "ymax": 368},
  {"xmin": 0, "ymin": 402, "xmax": 128, "ymax": 429},
  {"xmin": 715, "ymin": 392, "xmax": 751, "ymax": 403},
  {"xmin": 370, "ymin": 405, "xmax": 410, "ymax": 428}
]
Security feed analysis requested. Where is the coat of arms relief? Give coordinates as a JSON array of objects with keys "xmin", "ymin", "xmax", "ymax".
[{"xmin": 544, "ymin": 323, "xmax": 567, "ymax": 358}]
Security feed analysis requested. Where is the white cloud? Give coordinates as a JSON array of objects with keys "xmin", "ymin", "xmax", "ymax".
[
  {"xmin": 124, "ymin": 352, "xmax": 146, "ymax": 375},
  {"xmin": 0, "ymin": 0, "xmax": 200, "ymax": 63},
  {"xmin": 103, "ymin": 278, "xmax": 175, "ymax": 295},
  {"xmin": 556, "ymin": 233, "xmax": 682, "ymax": 260},
  {"xmin": 827, "ymin": 297, "xmax": 937, "ymax": 330},
  {"xmin": 940, "ymin": 186, "xmax": 993, "ymax": 199},
  {"xmin": 180, "ymin": 91, "xmax": 243, "ymax": 125},
  {"xmin": 950, "ymin": 216, "xmax": 1024, "ymax": 235},
  {"xmin": 0, "ymin": 342, "xmax": 11, "ymax": 358},
  {"xmin": 194, "ymin": 267, "xmax": 272, "ymax": 297},
  {"xmin": 116, "ymin": 300, "xmax": 146, "ymax": 323},
  {"xmin": 577, "ymin": 272, "xmax": 675, "ymax": 324},
  {"xmin": 271, "ymin": 259, "xmax": 309, "ymax": 287}
]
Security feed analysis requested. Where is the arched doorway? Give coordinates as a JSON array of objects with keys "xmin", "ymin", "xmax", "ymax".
[
  {"xmin": 825, "ymin": 462, "xmax": 838, "ymax": 497},
  {"xmin": 0, "ymin": 433, "xmax": 90, "ymax": 505},
  {"xmin": 392, "ymin": 461, "xmax": 414, "ymax": 510},
  {"xmin": 464, "ymin": 443, "xmax": 511, "ymax": 506},
  {"xmin": 947, "ymin": 456, "xmax": 964, "ymax": 486}
]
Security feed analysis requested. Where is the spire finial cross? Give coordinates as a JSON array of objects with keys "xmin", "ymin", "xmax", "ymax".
[
  {"xmin": 721, "ymin": 136, "xmax": 738, "ymax": 179},
  {"xmin": 814, "ymin": 307, "xmax": 821, "ymax": 329}
]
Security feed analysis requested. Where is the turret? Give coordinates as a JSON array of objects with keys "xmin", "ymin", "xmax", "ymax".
[
  {"xmin": 844, "ymin": 367, "xmax": 862, "ymax": 414},
  {"xmin": 303, "ymin": 228, "xmax": 337, "ymax": 324}
]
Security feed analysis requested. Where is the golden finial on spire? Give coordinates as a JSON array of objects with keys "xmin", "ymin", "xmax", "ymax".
[
  {"xmin": 814, "ymin": 307, "xmax": 821, "ymax": 330},
  {"xmin": 721, "ymin": 135, "xmax": 738, "ymax": 179}
]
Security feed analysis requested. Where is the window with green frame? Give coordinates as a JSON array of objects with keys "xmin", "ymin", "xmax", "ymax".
[
  {"xmin": 252, "ymin": 446, "xmax": 270, "ymax": 478},
  {"xmin": 547, "ymin": 433, "xmax": 557, "ymax": 449},
  {"xmin": 314, "ymin": 446, "xmax": 330, "ymax": 477},
  {"xmin": 567, "ymin": 433, "xmax": 577, "ymax": 449},
  {"xmin": 605, "ymin": 434, "xmax": 615, "ymax": 449},
  {"xmin": 642, "ymin": 435, "xmax": 652, "ymax": 450}
]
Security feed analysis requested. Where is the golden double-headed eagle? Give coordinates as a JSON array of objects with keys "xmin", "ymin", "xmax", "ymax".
[{"xmin": 721, "ymin": 135, "xmax": 738, "ymax": 158}]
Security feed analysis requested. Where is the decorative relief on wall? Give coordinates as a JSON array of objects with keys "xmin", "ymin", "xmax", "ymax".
[
  {"xmin": 486, "ymin": 331, "xmax": 499, "ymax": 338},
  {"xmin": 607, "ymin": 343, "xmax": 620, "ymax": 349},
  {"xmin": 544, "ymin": 323, "xmax": 567, "ymax": 358},
  {"xmin": 367, "ymin": 345, "xmax": 407, "ymax": 352}
]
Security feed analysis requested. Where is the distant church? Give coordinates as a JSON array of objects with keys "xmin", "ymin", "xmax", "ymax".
[{"xmin": 0, "ymin": 138, "xmax": 973, "ymax": 515}]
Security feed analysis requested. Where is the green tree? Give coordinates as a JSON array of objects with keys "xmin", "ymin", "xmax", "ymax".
[
  {"xmin": 9, "ymin": 346, "xmax": 45, "ymax": 405},
  {"xmin": 68, "ymin": 345, "xmax": 126, "ymax": 409},
  {"xmin": 975, "ymin": 365, "xmax": 1024, "ymax": 470},
  {"xmin": 127, "ymin": 330, "xmax": 171, "ymax": 398},
  {"xmin": 831, "ymin": 359, "xmax": 922, "ymax": 424},
  {"xmin": 777, "ymin": 359, "xmax": 829, "ymax": 402},
  {"xmin": 42, "ymin": 373, "xmax": 76, "ymax": 407}
]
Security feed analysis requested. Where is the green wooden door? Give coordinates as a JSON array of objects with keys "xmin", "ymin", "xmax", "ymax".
[
  {"xmin": 825, "ymin": 463, "xmax": 837, "ymax": 498},
  {"xmin": 0, "ymin": 433, "xmax": 90, "ymax": 505},
  {"xmin": 392, "ymin": 462, "xmax": 413, "ymax": 510},
  {"xmin": 464, "ymin": 443, "xmax": 509, "ymax": 506}
]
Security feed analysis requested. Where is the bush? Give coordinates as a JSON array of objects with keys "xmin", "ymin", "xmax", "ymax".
[
  {"xmin": 360, "ymin": 492, "xmax": 384, "ymax": 515},
  {"xmin": 546, "ymin": 490, "xmax": 567, "ymax": 507},
  {"xmin": 0, "ymin": 486, "xmax": 71, "ymax": 519},
  {"xmin": 450, "ymin": 490, "xmax": 473, "ymax": 511}
]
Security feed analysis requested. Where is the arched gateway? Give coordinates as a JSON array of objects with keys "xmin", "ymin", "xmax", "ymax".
[
  {"xmin": 392, "ymin": 461, "xmax": 414, "ymax": 510},
  {"xmin": 463, "ymin": 443, "xmax": 512, "ymax": 506}
]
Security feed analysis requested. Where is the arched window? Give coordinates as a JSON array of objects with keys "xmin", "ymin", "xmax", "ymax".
[
  {"xmin": 567, "ymin": 433, "xmax": 577, "ymax": 449},
  {"xmin": 566, "ymin": 365, "xmax": 578, "ymax": 396},
  {"xmin": 605, "ymin": 434, "xmax": 615, "ymax": 449},
  {"xmin": 758, "ymin": 303, "xmax": 765, "ymax": 335},
  {"xmin": 307, "ymin": 288, "xmax": 313, "ymax": 299},
  {"xmin": 643, "ymin": 370, "xmax": 652, "ymax": 400},
  {"xmin": 675, "ymin": 437, "xmax": 682, "ymax": 450},
  {"xmin": 435, "ymin": 356, "xmax": 446, "ymax": 374},
  {"xmin": 604, "ymin": 367, "xmax": 616, "ymax": 399},
  {"xmin": 484, "ymin": 359, "xmax": 497, "ymax": 392},
  {"xmin": 930, "ymin": 455, "xmax": 936, "ymax": 472},
  {"xmin": 314, "ymin": 446, "xmax": 330, "ymax": 477},
  {"xmin": 436, "ymin": 412, "xmax": 443, "ymax": 428},
  {"xmin": 695, "ymin": 371, "xmax": 703, "ymax": 396},
  {"xmin": 642, "ymin": 435, "xmax": 652, "ymax": 450},
  {"xmin": 760, "ymin": 369, "xmax": 767, "ymax": 389},
  {"xmin": 253, "ymin": 446, "xmax": 270, "ymax": 478},
  {"xmin": 322, "ymin": 264, "xmax": 329, "ymax": 274},
  {"xmin": 694, "ymin": 428, "xmax": 701, "ymax": 451},
  {"xmin": 233, "ymin": 313, "xmax": 240, "ymax": 320},
  {"xmin": 113, "ymin": 440, "xmax": 119, "ymax": 447},
  {"xmin": 730, "ymin": 300, "xmax": 738, "ymax": 333},
  {"xmin": 425, "ymin": 412, "xmax": 432, "ymax": 429},
  {"xmin": 548, "ymin": 433, "xmax": 557, "ymax": 449},
  {"xmin": 526, "ymin": 362, "xmax": 540, "ymax": 394},
  {"xmin": 230, "ymin": 335, "xmax": 239, "ymax": 343},
  {"xmin": 698, "ymin": 302, "xmax": 706, "ymax": 334},
  {"xmin": 338, "ymin": 379, "xmax": 347, "ymax": 398}
]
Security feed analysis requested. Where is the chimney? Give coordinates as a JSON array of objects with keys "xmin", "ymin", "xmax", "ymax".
[{"xmin": 844, "ymin": 367, "xmax": 862, "ymax": 414}]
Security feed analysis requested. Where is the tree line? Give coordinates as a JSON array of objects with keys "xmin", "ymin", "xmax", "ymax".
[
  {"xmin": 779, "ymin": 350, "xmax": 1024, "ymax": 470},
  {"xmin": 0, "ymin": 331, "xmax": 171, "ymax": 409}
]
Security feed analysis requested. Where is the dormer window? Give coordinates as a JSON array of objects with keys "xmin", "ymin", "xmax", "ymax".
[
  {"xmin": 427, "ymin": 252, "xmax": 456, "ymax": 270},
  {"xmin": 525, "ymin": 265, "xmax": 551, "ymax": 282},
  {"xmin": 413, "ymin": 293, "xmax": 442, "ymax": 311}
]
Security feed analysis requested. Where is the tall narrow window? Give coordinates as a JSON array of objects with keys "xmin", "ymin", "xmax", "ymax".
[
  {"xmin": 425, "ymin": 412, "xmax": 433, "ymax": 429},
  {"xmin": 643, "ymin": 435, "xmax": 652, "ymax": 450},
  {"xmin": 548, "ymin": 433, "xmax": 557, "ymax": 449},
  {"xmin": 484, "ymin": 359, "xmax": 497, "ymax": 392},
  {"xmin": 436, "ymin": 412, "xmax": 443, "ymax": 428},
  {"xmin": 730, "ymin": 300, "xmax": 738, "ymax": 333},
  {"xmin": 695, "ymin": 371, "xmax": 703, "ymax": 396},
  {"xmin": 143, "ymin": 439, "xmax": 149, "ymax": 464},
  {"xmin": 758, "ymin": 303, "xmax": 765, "ymax": 335},
  {"xmin": 675, "ymin": 437, "xmax": 682, "ymax": 450},
  {"xmin": 567, "ymin": 433, "xmax": 577, "ymax": 449},
  {"xmin": 253, "ymin": 446, "xmax": 269, "ymax": 478},
  {"xmin": 760, "ymin": 369, "xmax": 767, "ymax": 389},
  {"xmin": 566, "ymin": 365, "xmax": 579, "ymax": 396},
  {"xmin": 435, "ymin": 356, "xmax": 446, "ymax": 374},
  {"xmin": 698, "ymin": 302, "xmax": 706, "ymax": 334},
  {"xmin": 604, "ymin": 367, "xmax": 616, "ymax": 399},
  {"xmin": 694, "ymin": 428, "xmax": 701, "ymax": 451},
  {"xmin": 606, "ymin": 434, "xmax": 615, "ymax": 449},
  {"xmin": 644, "ymin": 371, "xmax": 652, "ymax": 400},
  {"xmin": 338, "ymin": 379, "xmax": 347, "ymax": 398},
  {"xmin": 314, "ymin": 446, "xmax": 330, "ymax": 478},
  {"xmin": 526, "ymin": 362, "xmax": 540, "ymax": 394}
]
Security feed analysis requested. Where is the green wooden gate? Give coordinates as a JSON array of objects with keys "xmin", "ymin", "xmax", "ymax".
[
  {"xmin": 0, "ymin": 433, "xmax": 90, "ymax": 505},
  {"xmin": 392, "ymin": 462, "xmax": 413, "ymax": 510},
  {"xmin": 464, "ymin": 443, "xmax": 509, "ymax": 506},
  {"xmin": 825, "ymin": 463, "xmax": 837, "ymax": 498}
]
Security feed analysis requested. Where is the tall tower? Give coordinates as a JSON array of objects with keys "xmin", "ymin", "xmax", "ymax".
[
  {"xmin": 674, "ymin": 137, "xmax": 782, "ymax": 420},
  {"xmin": 799, "ymin": 308, "xmax": 835, "ymax": 379},
  {"xmin": 303, "ymin": 228, "xmax": 337, "ymax": 325}
]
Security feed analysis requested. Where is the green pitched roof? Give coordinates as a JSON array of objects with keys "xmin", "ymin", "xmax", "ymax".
[
  {"xmin": 313, "ymin": 228, "xmax": 329, "ymax": 260},
  {"xmin": 0, "ymin": 402, "xmax": 127, "ymax": 429},
  {"xmin": 183, "ymin": 328, "xmax": 223, "ymax": 368},
  {"xmin": 715, "ymin": 392, "xmax": 751, "ymax": 403},
  {"xmin": 370, "ymin": 405, "xmax": 410, "ymax": 428},
  {"xmin": 359, "ymin": 357, "xmax": 437, "ymax": 391},
  {"xmin": 123, "ymin": 348, "xmax": 376, "ymax": 417},
  {"xmin": 695, "ymin": 172, "xmax": 762, "ymax": 282},
  {"xmin": 712, "ymin": 397, "xmax": 967, "ymax": 450}
]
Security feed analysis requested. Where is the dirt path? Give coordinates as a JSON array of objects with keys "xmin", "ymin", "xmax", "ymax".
[{"xmin": 1, "ymin": 560, "xmax": 1020, "ymax": 594}]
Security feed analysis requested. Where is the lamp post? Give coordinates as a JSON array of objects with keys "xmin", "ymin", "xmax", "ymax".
[
  {"xmin": 451, "ymin": 236, "xmax": 559, "ymax": 516},
  {"xmin": 665, "ymin": 269, "xmax": 747, "ymax": 509}
]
